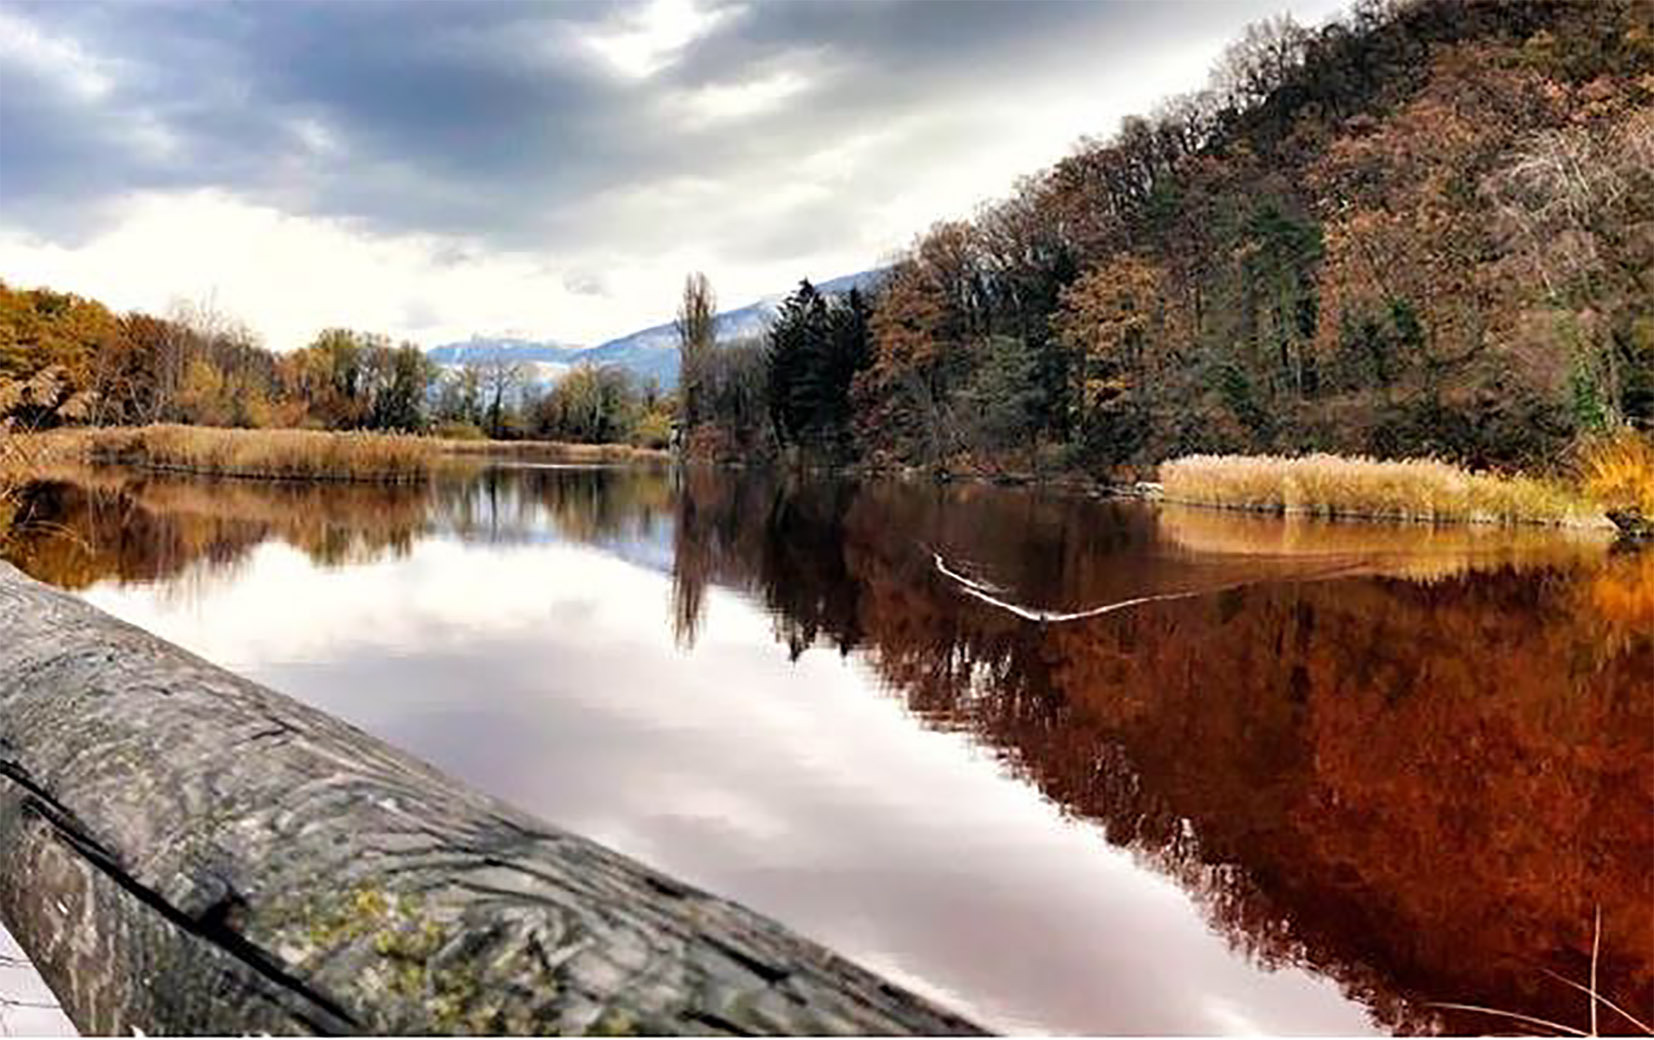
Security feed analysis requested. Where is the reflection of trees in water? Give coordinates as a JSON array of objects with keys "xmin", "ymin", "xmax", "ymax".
[
  {"xmin": 2, "ymin": 472, "xmax": 429, "ymax": 589},
  {"xmin": 669, "ymin": 469, "xmax": 867, "ymax": 656},
  {"xmin": 8, "ymin": 465, "xmax": 1649, "ymax": 1034},
  {"xmin": 670, "ymin": 474, "xmax": 1653, "ymax": 1035},
  {"xmin": 3, "ymin": 465, "xmax": 677, "ymax": 593},
  {"xmin": 433, "ymin": 466, "xmax": 671, "ymax": 548}
]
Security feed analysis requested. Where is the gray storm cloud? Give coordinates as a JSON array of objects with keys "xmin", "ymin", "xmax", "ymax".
[{"xmin": 0, "ymin": 0, "xmax": 1318, "ymax": 262}]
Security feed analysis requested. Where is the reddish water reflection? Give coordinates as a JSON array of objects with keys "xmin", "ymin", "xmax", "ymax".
[{"xmin": 5, "ymin": 464, "xmax": 1650, "ymax": 1035}]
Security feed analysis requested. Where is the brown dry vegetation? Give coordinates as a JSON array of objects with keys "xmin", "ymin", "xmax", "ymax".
[
  {"xmin": 1158, "ymin": 452, "xmax": 1611, "ymax": 527},
  {"xmin": 1, "ymin": 426, "xmax": 670, "ymax": 488},
  {"xmin": 31, "ymin": 425, "xmax": 438, "ymax": 482},
  {"xmin": 1579, "ymin": 428, "xmax": 1654, "ymax": 522}
]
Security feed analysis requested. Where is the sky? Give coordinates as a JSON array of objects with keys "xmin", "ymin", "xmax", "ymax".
[{"xmin": 0, "ymin": 0, "xmax": 1346, "ymax": 351}]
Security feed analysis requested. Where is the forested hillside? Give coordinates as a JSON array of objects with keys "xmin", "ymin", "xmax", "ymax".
[{"xmin": 689, "ymin": 0, "xmax": 1653, "ymax": 474}]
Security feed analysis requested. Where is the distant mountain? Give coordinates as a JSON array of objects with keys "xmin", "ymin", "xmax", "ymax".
[
  {"xmin": 427, "ymin": 268, "xmax": 885, "ymax": 390},
  {"xmin": 425, "ymin": 336, "xmax": 585, "ymax": 367}
]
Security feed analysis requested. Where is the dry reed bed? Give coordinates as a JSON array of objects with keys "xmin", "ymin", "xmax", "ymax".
[
  {"xmin": 1578, "ymin": 429, "xmax": 1654, "ymax": 517},
  {"xmin": 1159, "ymin": 453, "xmax": 1611, "ymax": 528},
  {"xmin": 48, "ymin": 425, "xmax": 437, "ymax": 482},
  {"xmin": 3, "ymin": 426, "xmax": 669, "ymax": 489}
]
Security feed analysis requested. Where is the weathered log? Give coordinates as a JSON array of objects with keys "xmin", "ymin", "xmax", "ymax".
[{"xmin": 0, "ymin": 562, "xmax": 982, "ymax": 1036}]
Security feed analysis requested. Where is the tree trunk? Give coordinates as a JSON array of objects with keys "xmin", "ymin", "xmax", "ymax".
[{"xmin": 0, "ymin": 562, "xmax": 982, "ymax": 1036}]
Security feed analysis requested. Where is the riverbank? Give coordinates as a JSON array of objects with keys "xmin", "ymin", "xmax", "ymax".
[
  {"xmin": 844, "ymin": 439, "xmax": 1650, "ymax": 534},
  {"xmin": 1, "ymin": 425, "xmax": 672, "ymax": 484},
  {"xmin": 6, "ymin": 425, "xmax": 1647, "ymax": 536},
  {"xmin": 1158, "ymin": 453, "xmax": 1613, "ymax": 529},
  {"xmin": 7, "ymin": 425, "xmax": 434, "ymax": 483}
]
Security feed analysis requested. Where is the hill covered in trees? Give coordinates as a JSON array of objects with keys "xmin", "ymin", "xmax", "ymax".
[{"xmin": 687, "ymin": 0, "xmax": 1653, "ymax": 475}]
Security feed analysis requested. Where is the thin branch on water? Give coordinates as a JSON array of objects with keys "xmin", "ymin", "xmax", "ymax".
[{"xmin": 930, "ymin": 548, "xmax": 1358, "ymax": 624}]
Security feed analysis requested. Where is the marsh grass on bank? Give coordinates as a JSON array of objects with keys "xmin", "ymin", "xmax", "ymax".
[
  {"xmin": 1578, "ymin": 430, "xmax": 1654, "ymax": 536},
  {"xmin": 48, "ymin": 425, "xmax": 437, "ymax": 483},
  {"xmin": 4, "ymin": 425, "xmax": 670, "ymax": 488},
  {"xmin": 1159, "ymin": 453, "xmax": 1610, "ymax": 528}
]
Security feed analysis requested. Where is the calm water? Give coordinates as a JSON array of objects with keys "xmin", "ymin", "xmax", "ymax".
[{"xmin": 4, "ymin": 464, "xmax": 1650, "ymax": 1036}]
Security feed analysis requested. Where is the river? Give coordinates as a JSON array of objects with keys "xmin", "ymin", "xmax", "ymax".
[{"xmin": 2, "ymin": 462, "xmax": 1649, "ymax": 1036}]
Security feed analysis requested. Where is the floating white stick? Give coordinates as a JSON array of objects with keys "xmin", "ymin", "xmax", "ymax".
[{"xmin": 931, "ymin": 550, "xmax": 1356, "ymax": 624}]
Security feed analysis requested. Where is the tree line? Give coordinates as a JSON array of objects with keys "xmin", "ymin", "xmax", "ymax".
[{"xmin": 0, "ymin": 284, "xmax": 673, "ymax": 447}]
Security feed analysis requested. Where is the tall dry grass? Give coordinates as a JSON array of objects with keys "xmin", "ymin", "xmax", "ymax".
[
  {"xmin": 55, "ymin": 425, "xmax": 436, "ymax": 482},
  {"xmin": 1578, "ymin": 429, "xmax": 1654, "ymax": 521},
  {"xmin": 1159, "ymin": 453, "xmax": 1609, "ymax": 528}
]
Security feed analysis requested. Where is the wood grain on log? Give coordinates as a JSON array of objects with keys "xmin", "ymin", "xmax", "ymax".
[{"xmin": 0, "ymin": 562, "xmax": 983, "ymax": 1036}]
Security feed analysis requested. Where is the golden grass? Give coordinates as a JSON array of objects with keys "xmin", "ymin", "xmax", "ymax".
[
  {"xmin": 38, "ymin": 425, "xmax": 437, "ymax": 482},
  {"xmin": 1578, "ymin": 429, "xmax": 1654, "ymax": 518},
  {"xmin": 3, "ymin": 426, "xmax": 670, "ymax": 492},
  {"xmin": 1159, "ymin": 452, "xmax": 1609, "ymax": 528}
]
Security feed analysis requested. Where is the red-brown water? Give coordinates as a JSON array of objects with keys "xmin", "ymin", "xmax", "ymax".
[{"xmin": 4, "ymin": 463, "xmax": 1650, "ymax": 1035}]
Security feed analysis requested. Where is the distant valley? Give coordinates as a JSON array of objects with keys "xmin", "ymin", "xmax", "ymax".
[{"xmin": 426, "ymin": 269, "xmax": 883, "ymax": 388}]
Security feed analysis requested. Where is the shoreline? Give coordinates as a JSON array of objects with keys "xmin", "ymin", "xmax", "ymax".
[{"xmin": 5, "ymin": 425, "xmax": 1644, "ymax": 538}]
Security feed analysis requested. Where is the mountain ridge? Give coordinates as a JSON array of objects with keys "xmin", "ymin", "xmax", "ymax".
[{"xmin": 427, "ymin": 268, "xmax": 885, "ymax": 388}]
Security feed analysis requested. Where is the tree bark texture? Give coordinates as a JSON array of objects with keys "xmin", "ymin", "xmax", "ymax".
[{"xmin": 0, "ymin": 562, "xmax": 982, "ymax": 1036}]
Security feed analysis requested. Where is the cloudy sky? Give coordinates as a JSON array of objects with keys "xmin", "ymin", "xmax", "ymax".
[{"xmin": 0, "ymin": 0, "xmax": 1344, "ymax": 351}]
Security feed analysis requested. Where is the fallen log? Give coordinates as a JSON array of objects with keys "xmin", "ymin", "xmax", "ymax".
[{"xmin": 0, "ymin": 561, "xmax": 982, "ymax": 1036}]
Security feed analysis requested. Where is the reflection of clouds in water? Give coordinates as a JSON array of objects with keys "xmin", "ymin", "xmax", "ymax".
[
  {"xmin": 77, "ymin": 534, "xmax": 1376, "ymax": 1036},
  {"xmin": 36, "ymin": 466, "xmax": 1638, "ymax": 1035}
]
